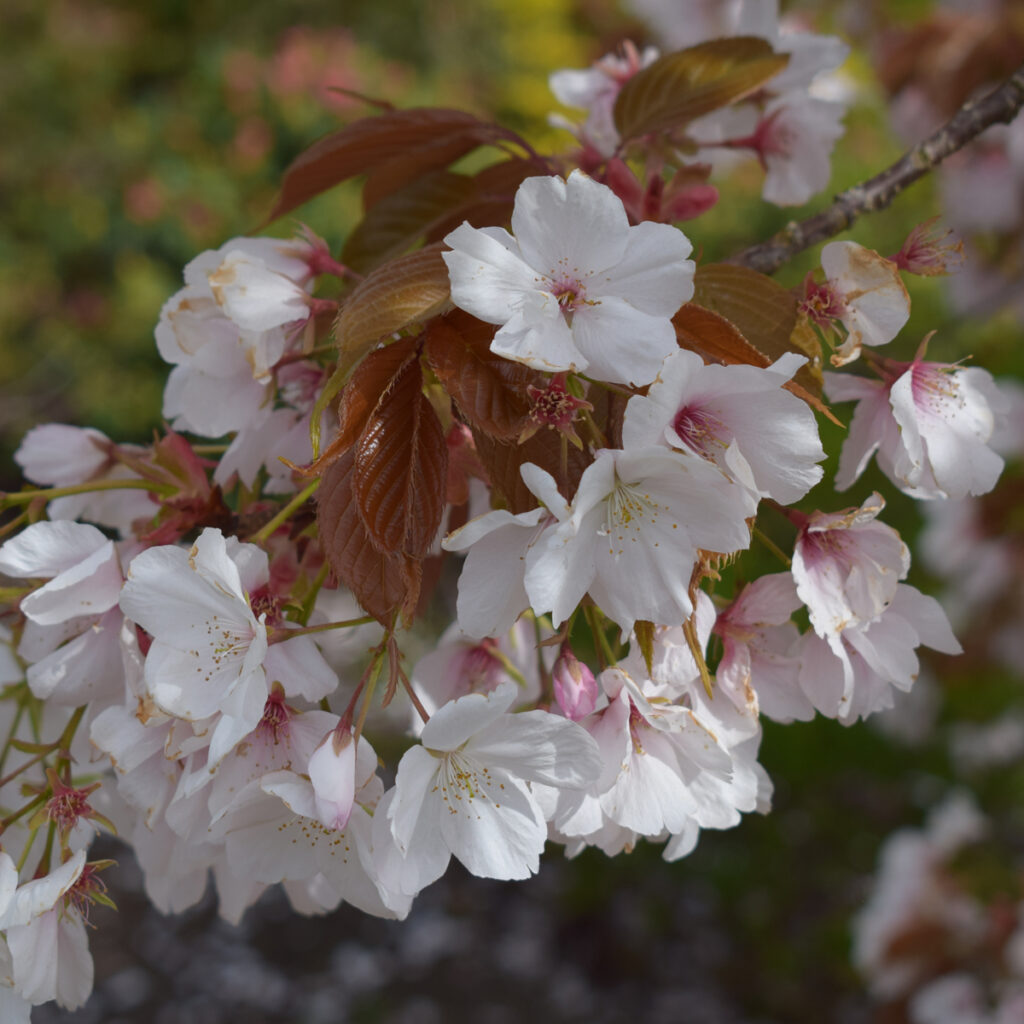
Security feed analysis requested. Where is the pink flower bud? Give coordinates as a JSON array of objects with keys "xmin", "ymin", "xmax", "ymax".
[
  {"xmin": 308, "ymin": 727, "xmax": 357, "ymax": 831},
  {"xmin": 552, "ymin": 646, "xmax": 598, "ymax": 721}
]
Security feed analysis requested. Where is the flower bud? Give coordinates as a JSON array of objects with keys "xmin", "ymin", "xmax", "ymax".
[
  {"xmin": 552, "ymin": 645, "xmax": 598, "ymax": 721},
  {"xmin": 308, "ymin": 726, "xmax": 357, "ymax": 831}
]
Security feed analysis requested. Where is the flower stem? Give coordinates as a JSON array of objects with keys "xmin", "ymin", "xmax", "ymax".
[
  {"xmin": 249, "ymin": 479, "xmax": 321, "ymax": 543},
  {"xmin": 270, "ymin": 615, "xmax": 376, "ymax": 642},
  {"xmin": 1, "ymin": 477, "xmax": 173, "ymax": 508},
  {"xmin": 753, "ymin": 526, "xmax": 792, "ymax": 567}
]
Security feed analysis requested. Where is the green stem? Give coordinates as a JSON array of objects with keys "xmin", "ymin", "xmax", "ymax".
[
  {"xmin": 353, "ymin": 648, "xmax": 387, "ymax": 742},
  {"xmin": 271, "ymin": 615, "xmax": 376, "ymax": 642},
  {"xmin": 249, "ymin": 479, "xmax": 321, "ymax": 543},
  {"xmin": 2, "ymin": 477, "xmax": 175, "ymax": 507},
  {"xmin": 753, "ymin": 526, "xmax": 792, "ymax": 567},
  {"xmin": 487, "ymin": 645, "xmax": 530, "ymax": 690}
]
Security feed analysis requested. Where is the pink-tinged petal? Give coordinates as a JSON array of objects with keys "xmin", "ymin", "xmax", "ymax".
[
  {"xmin": 0, "ymin": 850, "xmax": 85, "ymax": 930},
  {"xmin": 511, "ymin": 171, "xmax": 629, "ymax": 276},
  {"xmin": 0, "ymin": 521, "xmax": 108, "ymax": 580},
  {"xmin": 308, "ymin": 730, "xmax": 358, "ymax": 831},
  {"xmin": 470, "ymin": 710, "xmax": 602, "ymax": 788},
  {"xmin": 442, "ymin": 224, "xmax": 541, "ymax": 325},
  {"xmin": 19, "ymin": 541, "xmax": 122, "ymax": 625},
  {"xmin": 599, "ymin": 732, "xmax": 695, "ymax": 836},
  {"xmin": 828, "ymin": 377, "xmax": 894, "ymax": 490},
  {"xmin": 796, "ymin": 631, "xmax": 849, "ymax": 719},
  {"xmin": 15, "ymin": 424, "xmax": 112, "ymax": 487},
  {"xmin": 888, "ymin": 585, "xmax": 962, "ymax": 656},
  {"xmin": 570, "ymin": 296, "xmax": 678, "ymax": 386},
  {"xmin": 589, "ymin": 219, "xmax": 694, "ymax": 316},
  {"xmin": 439, "ymin": 767, "xmax": 546, "ymax": 880},
  {"xmin": 621, "ymin": 348, "xmax": 705, "ymax": 450},
  {"xmin": 420, "ymin": 683, "xmax": 519, "ymax": 753}
]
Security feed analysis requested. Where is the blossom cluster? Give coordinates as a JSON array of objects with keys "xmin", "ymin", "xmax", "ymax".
[{"xmin": 0, "ymin": 11, "xmax": 1015, "ymax": 1018}]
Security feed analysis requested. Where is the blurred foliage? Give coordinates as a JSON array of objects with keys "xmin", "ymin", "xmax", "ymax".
[{"xmin": 4, "ymin": 2, "xmax": 1024, "ymax": 1021}]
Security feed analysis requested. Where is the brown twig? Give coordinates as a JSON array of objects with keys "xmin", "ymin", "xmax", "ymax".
[{"xmin": 729, "ymin": 63, "xmax": 1024, "ymax": 275}]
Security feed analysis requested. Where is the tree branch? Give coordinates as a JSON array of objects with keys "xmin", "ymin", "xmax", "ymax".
[{"xmin": 729, "ymin": 62, "xmax": 1024, "ymax": 275}]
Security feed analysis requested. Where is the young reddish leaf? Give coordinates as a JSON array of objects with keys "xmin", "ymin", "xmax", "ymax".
[
  {"xmin": 675, "ymin": 304, "xmax": 839, "ymax": 425},
  {"xmin": 316, "ymin": 448, "xmax": 410, "ymax": 624},
  {"xmin": 333, "ymin": 244, "xmax": 451, "ymax": 360},
  {"xmin": 343, "ymin": 171, "xmax": 477, "ymax": 274},
  {"xmin": 693, "ymin": 263, "xmax": 829, "ymax": 407},
  {"xmin": 353, "ymin": 356, "xmax": 448, "ymax": 559},
  {"xmin": 674, "ymin": 303, "xmax": 772, "ymax": 368},
  {"xmin": 473, "ymin": 427, "xmax": 589, "ymax": 515},
  {"xmin": 266, "ymin": 108, "xmax": 501, "ymax": 222},
  {"xmin": 693, "ymin": 263, "xmax": 798, "ymax": 357},
  {"xmin": 427, "ymin": 158, "xmax": 539, "ymax": 242},
  {"xmin": 423, "ymin": 311, "xmax": 537, "ymax": 440},
  {"xmin": 308, "ymin": 337, "xmax": 421, "ymax": 475},
  {"xmin": 613, "ymin": 38, "xmax": 789, "ymax": 140}
]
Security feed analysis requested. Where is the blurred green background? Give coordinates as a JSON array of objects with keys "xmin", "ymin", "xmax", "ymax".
[{"xmin": 4, "ymin": 2, "xmax": 1024, "ymax": 1021}]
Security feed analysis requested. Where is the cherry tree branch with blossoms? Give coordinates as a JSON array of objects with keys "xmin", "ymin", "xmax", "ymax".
[
  {"xmin": 731, "ymin": 61, "xmax": 1024, "ymax": 274},
  {"xmin": 0, "ymin": 10, "xmax": 1020, "ymax": 1019}
]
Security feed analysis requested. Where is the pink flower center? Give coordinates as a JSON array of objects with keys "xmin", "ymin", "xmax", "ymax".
[
  {"xmin": 455, "ymin": 639, "xmax": 504, "ymax": 695},
  {"xmin": 911, "ymin": 362, "xmax": 962, "ymax": 419},
  {"xmin": 258, "ymin": 690, "xmax": 291, "ymax": 741},
  {"xmin": 672, "ymin": 404, "xmax": 729, "ymax": 459},
  {"xmin": 551, "ymin": 277, "xmax": 586, "ymax": 318}
]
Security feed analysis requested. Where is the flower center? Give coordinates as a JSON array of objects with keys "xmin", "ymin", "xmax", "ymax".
[
  {"xmin": 601, "ymin": 477, "xmax": 676, "ymax": 557},
  {"xmin": 672, "ymin": 405, "xmax": 729, "ymax": 460}
]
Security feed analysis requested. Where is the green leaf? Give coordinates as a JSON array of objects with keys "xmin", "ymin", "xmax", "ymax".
[{"xmin": 613, "ymin": 37, "xmax": 789, "ymax": 141}]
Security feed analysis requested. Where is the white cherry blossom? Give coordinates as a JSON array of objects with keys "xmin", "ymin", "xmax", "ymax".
[
  {"xmin": 443, "ymin": 171, "xmax": 695, "ymax": 385},
  {"xmin": 523, "ymin": 448, "xmax": 755, "ymax": 633},
  {"xmin": 382, "ymin": 683, "xmax": 601, "ymax": 891},
  {"xmin": 548, "ymin": 44, "xmax": 659, "ymax": 157},
  {"xmin": 119, "ymin": 528, "xmax": 337, "ymax": 770},
  {"xmin": 622, "ymin": 347, "xmax": 824, "ymax": 503},
  {"xmin": 817, "ymin": 241, "xmax": 910, "ymax": 366},
  {"xmin": 796, "ymin": 584, "xmax": 961, "ymax": 724},
  {"xmin": 826, "ymin": 361, "xmax": 1007, "ymax": 499},
  {"xmin": 792, "ymin": 494, "xmax": 909, "ymax": 642}
]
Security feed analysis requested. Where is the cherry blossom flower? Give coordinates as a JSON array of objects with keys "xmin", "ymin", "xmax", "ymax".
[
  {"xmin": 381, "ymin": 683, "xmax": 601, "ymax": 892},
  {"xmin": 751, "ymin": 93, "xmax": 845, "ymax": 206},
  {"xmin": 791, "ymin": 493, "xmax": 909, "ymax": 642},
  {"xmin": 796, "ymin": 584, "xmax": 961, "ymax": 724},
  {"xmin": 14, "ymin": 425, "xmax": 157, "ymax": 536},
  {"xmin": 443, "ymin": 171, "xmax": 695, "ymax": 385},
  {"xmin": 548, "ymin": 43, "xmax": 659, "ymax": 158},
  {"xmin": 807, "ymin": 242, "xmax": 910, "ymax": 366},
  {"xmin": 621, "ymin": 347, "xmax": 825, "ymax": 503},
  {"xmin": 713, "ymin": 572, "xmax": 810, "ymax": 722},
  {"xmin": 0, "ymin": 521, "xmax": 126, "ymax": 706},
  {"xmin": 522, "ymin": 448, "xmax": 755, "ymax": 632},
  {"xmin": 0, "ymin": 850, "xmax": 92, "ymax": 1010},
  {"xmin": 410, "ymin": 619, "xmax": 543, "ymax": 721},
  {"xmin": 119, "ymin": 528, "xmax": 337, "ymax": 770},
  {"xmin": 825, "ymin": 358, "xmax": 1007, "ymax": 499}
]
